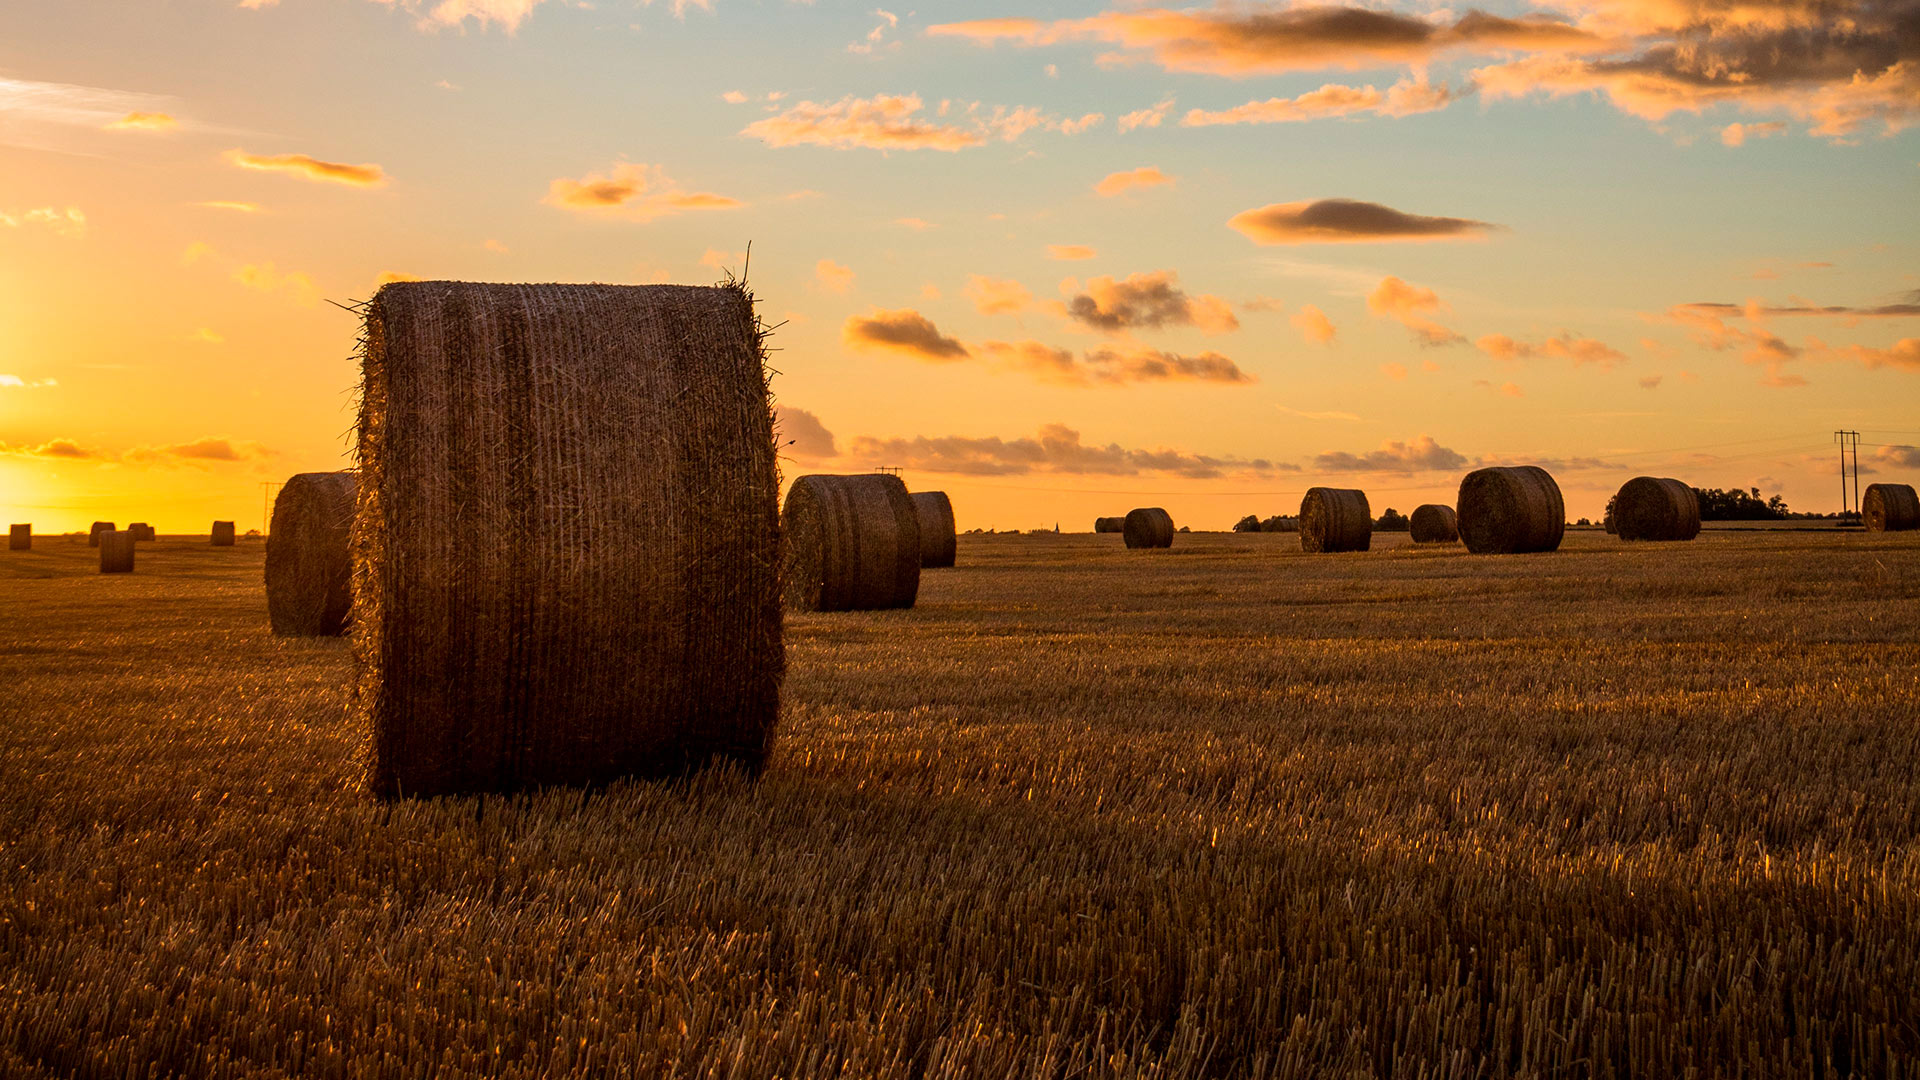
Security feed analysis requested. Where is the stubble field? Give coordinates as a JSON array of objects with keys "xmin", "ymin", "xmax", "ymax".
[{"xmin": 2, "ymin": 529, "xmax": 1918, "ymax": 1078}]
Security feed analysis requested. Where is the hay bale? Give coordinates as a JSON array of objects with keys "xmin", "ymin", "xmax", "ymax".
[
  {"xmin": 358, "ymin": 281, "xmax": 784, "ymax": 798},
  {"xmin": 127, "ymin": 522, "xmax": 155, "ymax": 542},
  {"xmin": 1458, "ymin": 465, "xmax": 1565, "ymax": 554},
  {"xmin": 99, "ymin": 530, "xmax": 135, "ymax": 574},
  {"xmin": 1123, "ymin": 507, "xmax": 1174, "ymax": 549},
  {"xmin": 1612, "ymin": 477, "xmax": 1701, "ymax": 542},
  {"xmin": 784, "ymin": 474, "xmax": 921, "ymax": 611},
  {"xmin": 211, "ymin": 521, "xmax": 237, "ymax": 547},
  {"xmin": 1093, "ymin": 516, "xmax": 1126, "ymax": 533},
  {"xmin": 88, "ymin": 521, "xmax": 113, "ymax": 547},
  {"xmin": 911, "ymin": 491, "xmax": 957, "ymax": 568},
  {"xmin": 1864, "ymin": 483, "xmax": 1920, "ymax": 532},
  {"xmin": 266, "ymin": 471, "xmax": 357, "ymax": 636},
  {"xmin": 8, "ymin": 524, "xmax": 28, "ymax": 552},
  {"xmin": 1299, "ymin": 488, "xmax": 1371, "ymax": 553},
  {"xmin": 1409, "ymin": 504, "xmax": 1458, "ymax": 544}
]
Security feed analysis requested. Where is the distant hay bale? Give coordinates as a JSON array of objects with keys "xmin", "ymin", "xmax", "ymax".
[
  {"xmin": 211, "ymin": 521, "xmax": 237, "ymax": 547},
  {"xmin": 1458, "ymin": 465, "xmax": 1565, "ymax": 554},
  {"xmin": 8, "ymin": 524, "xmax": 28, "ymax": 552},
  {"xmin": 912, "ymin": 491, "xmax": 957, "ymax": 568},
  {"xmin": 1864, "ymin": 483, "xmax": 1920, "ymax": 532},
  {"xmin": 1123, "ymin": 507, "xmax": 1174, "ymax": 549},
  {"xmin": 784, "ymin": 473, "xmax": 921, "ymax": 611},
  {"xmin": 358, "ymin": 281, "xmax": 784, "ymax": 798},
  {"xmin": 1299, "ymin": 488, "xmax": 1372, "ymax": 553},
  {"xmin": 266, "ymin": 471, "xmax": 357, "ymax": 637},
  {"xmin": 1409, "ymin": 504, "xmax": 1458, "ymax": 544},
  {"xmin": 1094, "ymin": 516, "xmax": 1126, "ymax": 533},
  {"xmin": 99, "ymin": 530, "xmax": 135, "ymax": 574},
  {"xmin": 127, "ymin": 523, "xmax": 155, "ymax": 542},
  {"xmin": 1612, "ymin": 477, "xmax": 1701, "ymax": 542},
  {"xmin": 88, "ymin": 521, "xmax": 113, "ymax": 547}
]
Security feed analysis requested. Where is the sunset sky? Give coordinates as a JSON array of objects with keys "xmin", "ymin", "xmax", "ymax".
[{"xmin": 3, "ymin": 0, "xmax": 1917, "ymax": 533}]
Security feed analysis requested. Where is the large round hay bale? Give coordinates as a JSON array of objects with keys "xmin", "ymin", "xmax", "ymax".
[
  {"xmin": 266, "ymin": 471, "xmax": 357, "ymax": 637},
  {"xmin": 88, "ymin": 521, "xmax": 113, "ymax": 547},
  {"xmin": 1123, "ymin": 507, "xmax": 1174, "ymax": 549},
  {"xmin": 1458, "ymin": 465, "xmax": 1565, "ymax": 554},
  {"xmin": 1093, "ymin": 516, "xmax": 1126, "ymax": 533},
  {"xmin": 912, "ymin": 491, "xmax": 957, "ymax": 568},
  {"xmin": 99, "ymin": 530, "xmax": 135, "ymax": 574},
  {"xmin": 1409, "ymin": 504, "xmax": 1458, "ymax": 544},
  {"xmin": 8, "ymin": 524, "xmax": 28, "ymax": 551},
  {"xmin": 358, "ymin": 281, "xmax": 784, "ymax": 798},
  {"xmin": 127, "ymin": 522, "xmax": 155, "ymax": 542},
  {"xmin": 1299, "ymin": 488, "xmax": 1371, "ymax": 553},
  {"xmin": 784, "ymin": 473, "xmax": 921, "ymax": 611},
  {"xmin": 1864, "ymin": 483, "xmax": 1920, "ymax": 532},
  {"xmin": 1612, "ymin": 477, "xmax": 1700, "ymax": 542},
  {"xmin": 211, "ymin": 521, "xmax": 237, "ymax": 547}
]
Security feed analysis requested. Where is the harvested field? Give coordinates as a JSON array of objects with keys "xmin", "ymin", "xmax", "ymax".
[{"xmin": 3, "ymin": 531, "xmax": 1919, "ymax": 1077}]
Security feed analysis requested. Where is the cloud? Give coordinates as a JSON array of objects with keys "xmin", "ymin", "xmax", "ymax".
[
  {"xmin": 1047, "ymin": 244, "xmax": 1097, "ymax": 260},
  {"xmin": 1675, "ymin": 297, "xmax": 1920, "ymax": 322},
  {"xmin": 741, "ymin": 93, "xmax": 1055, "ymax": 151},
  {"xmin": 0, "ymin": 207, "xmax": 87, "ymax": 238},
  {"xmin": 816, "ymin": 259, "xmax": 856, "ymax": 293},
  {"xmin": 233, "ymin": 262, "xmax": 320, "ymax": 306},
  {"xmin": 226, "ymin": 150, "xmax": 386, "ymax": 187},
  {"xmin": 1231, "ymin": 199, "xmax": 1498, "ymax": 245},
  {"xmin": 893, "ymin": 217, "xmax": 937, "ymax": 229},
  {"xmin": 0, "ymin": 438, "xmax": 98, "ymax": 459},
  {"xmin": 1183, "ymin": 78, "xmax": 1464, "ymax": 126},
  {"xmin": 776, "ymin": 405, "xmax": 839, "ymax": 459},
  {"xmin": 844, "ymin": 309, "xmax": 1254, "ymax": 385},
  {"xmin": 1666, "ymin": 299, "xmax": 1920, "ymax": 383},
  {"xmin": 844, "ymin": 422, "xmax": 1291, "ymax": 478},
  {"xmin": 370, "ymin": 0, "xmax": 562, "ymax": 32},
  {"xmin": 1811, "ymin": 337, "xmax": 1920, "ymax": 371},
  {"xmin": 1476, "ymin": 331, "xmax": 1627, "ymax": 369},
  {"xmin": 195, "ymin": 201, "xmax": 262, "ymax": 213},
  {"xmin": 1078, "ymin": 345, "xmax": 1251, "ymax": 384},
  {"xmin": 1093, "ymin": 165, "xmax": 1175, "ymax": 196},
  {"xmin": 125, "ymin": 437, "xmax": 272, "ymax": 463},
  {"xmin": 1062, "ymin": 270, "xmax": 1239, "ymax": 333},
  {"xmin": 1875, "ymin": 444, "xmax": 1920, "ymax": 467},
  {"xmin": 1639, "ymin": 374, "xmax": 1664, "ymax": 388},
  {"xmin": 0, "ymin": 76, "xmax": 175, "ymax": 151},
  {"xmin": 1117, "ymin": 98, "xmax": 1176, "ymax": 132},
  {"xmin": 0, "ymin": 374, "xmax": 58, "ymax": 388},
  {"xmin": 1368, "ymin": 276, "xmax": 1462, "ymax": 346},
  {"xmin": 1278, "ymin": 404, "xmax": 1360, "ymax": 421},
  {"xmin": 105, "ymin": 111, "xmax": 177, "ymax": 132},
  {"xmin": 844, "ymin": 309, "xmax": 971, "ymax": 360},
  {"xmin": 1314, "ymin": 435, "xmax": 1468, "ymax": 473},
  {"xmin": 965, "ymin": 275, "xmax": 1033, "ymax": 315},
  {"xmin": 1721, "ymin": 120, "xmax": 1787, "ymax": 146},
  {"xmin": 1292, "ymin": 304, "xmax": 1337, "ymax": 344},
  {"xmin": 722, "ymin": 90, "xmax": 749, "ymax": 104},
  {"xmin": 543, "ymin": 162, "xmax": 742, "ymax": 222}
]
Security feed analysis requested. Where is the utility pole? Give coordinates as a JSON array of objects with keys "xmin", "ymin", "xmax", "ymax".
[{"xmin": 1834, "ymin": 430, "xmax": 1861, "ymax": 517}]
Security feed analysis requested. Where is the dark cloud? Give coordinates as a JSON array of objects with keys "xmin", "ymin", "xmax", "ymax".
[
  {"xmin": 847, "ymin": 309, "xmax": 1254, "ymax": 386},
  {"xmin": 1314, "ymin": 435, "xmax": 1468, "ymax": 472},
  {"xmin": 0, "ymin": 438, "xmax": 98, "ymax": 459},
  {"xmin": 1063, "ymin": 270, "xmax": 1240, "ymax": 333},
  {"xmin": 845, "ymin": 422, "xmax": 1296, "ymax": 478},
  {"xmin": 775, "ymin": 406, "xmax": 839, "ymax": 459},
  {"xmin": 1231, "ymin": 199, "xmax": 1499, "ymax": 244},
  {"xmin": 842, "ymin": 309, "xmax": 971, "ymax": 360}
]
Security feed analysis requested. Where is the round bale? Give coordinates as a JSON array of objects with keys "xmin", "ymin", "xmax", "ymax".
[
  {"xmin": 8, "ymin": 524, "xmax": 29, "ymax": 552},
  {"xmin": 912, "ymin": 491, "xmax": 957, "ymax": 568},
  {"xmin": 784, "ymin": 474, "xmax": 921, "ymax": 612},
  {"xmin": 211, "ymin": 521, "xmax": 237, "ymax": 547},
  {"xmin": 1300, "ymin": 488, "xmax": 1372, "ymax": 553},
  {"xmin": 1612, "ymin": 477, "xmax": 1701, "ymax": 542},
  {"xmin": 1409, "ymin": 504, "xmax": 1458, "ymax": 544},
  {"xmin": 1458, "ymin": 465, "xmax": 1565, "ymax": 554},
  {"xmin": 1093, "ymin": 516, "xmax": 1126, "ymax": 533},
  {"xmin": 1123, "ymin": 507, "xmax": 1174, "ymax": 549},
  {"xmin": 88, "ymin": 521, "xmax": 114, "ymax": 547},
  {"xmin": 266, "ymin": 471, "xmax": 357, "ymax": 637},
  {"xmin": 99, "ymin": 530, "xmax": 135, "ymax": 574},
  {"xmin": 127, "ymin": 522, "xmax": 155, "ymax": 542},
  {"xmin": 1864, "ymin": 483, "xmax": 1920, "ymax": 532}
]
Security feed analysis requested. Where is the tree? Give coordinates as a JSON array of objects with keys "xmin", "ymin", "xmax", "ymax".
[
  {"xmin": 1232, "ymin": 514, "xmax": 1263, "ymax": 533},
  {"xmin": 1375, "ymin": 507, "xmax": 1410, "ymax": 532}
]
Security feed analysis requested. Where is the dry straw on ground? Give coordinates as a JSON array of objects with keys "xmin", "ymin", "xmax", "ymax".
[
  {"xmin": 1093, "ymin": 516, "xmax": 1126, "ymax": 533},
  {"xmin": 8, "ymin": 525, "xmax": 27, "ymax": 552},
  {"xmin": 784, "ymin": 473, "xmax": 921, "ymax": 612},
  {"xmin": 87, "ymin": 522, "xmax": 112, "ymax": 548},
  {"xmin": 97, "ymin": 530, "xmax": 134, "ymax": 574},
  {"xmin": 356, "ymin": 281, "xmax": 784, "ymax": 799},
  {"xmin": 1123, "ymin": 507, "xmax": 1174, "ymax": 549},
  {"xmin": 1612, "ymin": 476, "xmax": 1701, "ymax": 542},
  {"xmin": 1458, "ymin": 465, "xmax": 1565, "ymax": 554},
  {"xmin": 912, "ymin": 491, "xmax": 957, "ymax": 569},
  {"xmin": 128, "ymin": 523, "xmax": 155, "ymax": 542},
  {"xmin": 1864, "ymin": 482, "xmax": 1919, "ymax": 532},
  {"xmin": 265, "ymin": 471, "xmax": 357, "ymax": 637},
  {"xmin": 1299, "ymin": 488, "xmax": 1372, "ymax": 553},
  {"xmin": 1409, "ymin": 504, "xmax": 1458, "ymax": 544},
  {"xmin": 211, "ymin": 521, "xmax": 237, "ymax": 547}
]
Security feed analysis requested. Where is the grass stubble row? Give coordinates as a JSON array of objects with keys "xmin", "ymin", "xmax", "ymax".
[{"xmin": 1, "ymin": 531, "xmax": 1918, "ymax": 1077}]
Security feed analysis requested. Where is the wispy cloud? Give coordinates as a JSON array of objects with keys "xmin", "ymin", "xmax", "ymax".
[
  {"xmin": 104, "ymin": 111, "xmax": 177, "ymax": 132},
  {"xmin": 1093, "ymin": 166, "xmax": 1175, "ymax": 197},
  {"xmin": 0, "ymin": 76, "xmax": 174, "ymax": 150},
  {"xmin": 844, "ymin": 422, "xmax": 1294, "ymax": 478},
  {"xmin": 1047, "ymin": 244, "xmax": 1098, "ymax": 261},
  {"xmin": 742, "ymin": 93, "xmax": 1056, "ymax": 152},
  {"xmin": 1477, "ymin": 332, "xmax": 1627, "ymax": 370},
  {"xmin": 226, "ymin": 149, "xmax": 387, "ymax": 187},
  {"xmin": 543, "ymin": 162, "xmax": 742, "ymax": 222},
  {"xmin": 1368, "ymin": 276, "xmax": 1462, "ymax": 346},
  {"xmin": 844, "ymin": 308, "xmax": 1254, "ymax": 386},
  {"xmin": 0, "ymin": 207, "xmax": 87, "ymax": 238},
  {"xmin": 1184, "ymin": 79, "xmax": 1463, "ymax": 126}
]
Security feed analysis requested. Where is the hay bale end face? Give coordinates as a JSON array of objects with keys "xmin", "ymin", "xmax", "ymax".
[
  {"xmin": 266, "ymin": 471, "xmax": 357, "ymax": 636},
  {"xmin": 211, "ymin": 521, "xmax": 237, "ymax": 547},
  {"xmin": 1864, "ymin": 483, "xmax": 1920, "ymax": 532},
  {"xmin": 1409, "ymin": 504, "xmax": 1458, "ymax": 544},
  {"xmin": 8, "ymin": 524, "xmax": 28, "ymax": 552},
  {"xmin": 359, "ymin": 281, "xmax": 784, "ymax": 798},
  {"xmin": 911, "ymin": 491, "xmax": 957, "ymax": 568},
  {"xmin": 1300, "ymin": 488, "xmax": 1372, "ymax": 553},
  {"xmin": 1093, "ymin": 516, "xmax": 1126, "ymax": 533},
  {"xmin": 99, "ymin": 530, "xmax": 135, "ymax": 573},
  {"xmin": 1458, "ymin": 465, "xmax": 1565, "ymax": 554},
  {"xmin": 1612, "ymin": 477, "xmax": 1701, "ymax": 542},
  {"xmin": 1123, "ymin": 507, "xmax": 1174, "ymax": 549},
  {"xmin": 784, "ymin": 473, "xmax": 921, "ymax": 611},
  {"xmin": 88, "ymin": 522, "xmax": 114, "ymax": 547}
]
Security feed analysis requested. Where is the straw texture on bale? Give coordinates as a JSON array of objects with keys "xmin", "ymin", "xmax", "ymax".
[
  {"xmin": 1863, "ymin": 483, "xmax": 1920, "ymax": 532},
  {"xmin": 357, "ymin": 281, "xmax": 784, "ymax": 799},
  {"xmin": 128, "ymin": 522, "xmax": 155, "ymax": 542},
  {"xmin": 98, "ymin": 530, "xmax": 134, "ymax": 574},
  {"xmin": 8, "ymin": 524, "xmax": 27, "ymax": 551},
  {"xmin": 266, "ymin": 471, "xmax": 357, "ymax": 637},
  {"xmin": 784, "ymin": 474, "xmax": 921, "ymax": 611},
  {"xmin": 1123, "ymin": 507, "xmax": 1174, "ymax": 549},
  {"xmin": 1458, "ymin": 465, "xmax": 1566, "ymax": 554},
  {"xmin": 1093, "ymin": 516, "xmax": 1126, "ymax": 533},
  {"xmin": 911, "ymin": 491, "xmax": 957, "ymax": 568},
  {"xmin": 1409, "ymin": 504, "xmax": 1458, "ymax": 544},
  {"xmin": 1299, "ymin": 488, "xmax": 1372, "ymax": 553},
  {"xmin": 1612, "ymin": 477, "xmax": 1701, "ymax": 542},
  {"xmin": 88, "ymin": 522, "xmax": 113, "ymax": 547},
  {"xmin": 211, "ymin": 521, "xmax": 237, "ymax": 546}
]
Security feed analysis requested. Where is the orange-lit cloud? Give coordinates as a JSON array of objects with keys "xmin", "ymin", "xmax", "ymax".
[
  {"xmin": 775, "ymin": 405, "xmax": 839, "ymax": 459},
  {"xmin": 815, "ymin": 259, "xmax": 856, "ymax": 293},
  {"xmin": 1477, "ymin": 332, "xmax": 1627, "ymax": 369},
  {"xmin": 225, "ymin": 149, "xmax": 387, "ymax": 187},
  {"xmin": 845, "ymin": 309, "xmax": 1253, "ymax": 385},
  {"xmin": 1314, "ymin": 435, "xmax": 1467, "ymax": 472},
  {"xmin": 1078, "ymin": 345, "xmax": 1252, "ymax": 384},
  {"xmin": 124, "ymin": 437, "xmax": 274, "ymax": 465},
  {"xmin": 1117, "ymin": 98, "xmax": 1175, "ymax": 132},
  {"xmin": 0, "ymin": 207, "xmax": 87, "ymax": 238},
  {"xmin": 1062, "ymin": 270, "xmax": 1239, "ymax": 333},
  {"xmin": 1184, "ymin": 79, "xmax": 1462, "ymax": 125},
  {"xmin": 195, "ymin": 201, "xmax": 262, "ymax": 213},
  {"xmin": 844, "ymin": 422, "xmax": 1292, "ymax": 477},
  {"xmin": 1230, "ymin": 199, "xmax": 1498, "ymax": 244},
  {"xmin": 1047, "ymin": 244, "xmax": 1097, "ymax": 260},
  {"xmin": 369, "ymin": 0, "xmax": 563, "ymax": 33},
  {"xmin": 1368, "ymin": 276, "xmax": 1462, "ymax": 346},
  {"xmin": 843, "ymin": 309, "xmax": 971, "ymax": 360},
  {"xmin": 233, "ymin": 262, "xmax": 320, "ymax": 306},
  {"xmin": 742, "ymin": 93, "xmax": 1054, "ymax": 151},
  {"xmin": 105, "ymin": 111, "xmax": 177, "ymax": 131},
  {"xmin": 1721, "ymin": 121, "xmax": 1787, "ymax": 146},
  {"xmin": 0, "ymin": 438, "xmax": 98, "ymax": 459},
  {"xmin": 965, "ymin": 275, "xmax": 1033, "ymax": 315},
  {"xmin": 1292, "ymin": 304, "xmax": 1336, "ymax": 344},
  {"xmin": 1093, "ymin": 166, "xmax": 1175, "ymax": 196},
  {"xmin": 1875, "ymin": 444, "xmax": 1920, "ymax": 467},
  {"xmin": 543, "ymin": 162, "xmax": 742, "ymax": 222}
]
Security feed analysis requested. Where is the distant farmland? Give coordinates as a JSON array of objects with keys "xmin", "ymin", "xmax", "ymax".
[{"xmin": 2, "ymin": 531, "xmax": 1917, "ymax": 1077}]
